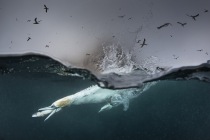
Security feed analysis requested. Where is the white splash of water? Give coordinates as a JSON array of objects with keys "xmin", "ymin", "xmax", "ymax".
[
  {"xmin": 98, "ymin": 42, "xmax": 137, "ymax": 74},
  {"xmin": 138, "ymin": 56, "xmax": 160, "ymax": 75}
]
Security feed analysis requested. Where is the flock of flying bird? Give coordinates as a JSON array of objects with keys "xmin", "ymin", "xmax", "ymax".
[
  {"xmin": 22, "ymin": 5, "xmax": 209, "ymax": 59},
  {"xmin": 134, "ymin": 9, "xmax": 209, "ymax": 59},
  {"xmin": 25, "ymin": 5, "xmax": 49, "ymax": 47}
]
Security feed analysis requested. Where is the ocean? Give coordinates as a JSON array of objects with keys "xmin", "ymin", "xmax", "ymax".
[{"xmin": 0, "ymin": 56, "xmax": 210, "ymax": 140}]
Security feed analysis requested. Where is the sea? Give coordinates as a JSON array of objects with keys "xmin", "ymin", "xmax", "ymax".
[{"xmin": 0, "ymin": 55, "xmax": 210, "ymax": 140}]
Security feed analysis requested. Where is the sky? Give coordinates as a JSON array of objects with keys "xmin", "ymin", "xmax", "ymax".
[{"xmin": 0, "ymin": 0, "xmax": 210, "ymax": 72}]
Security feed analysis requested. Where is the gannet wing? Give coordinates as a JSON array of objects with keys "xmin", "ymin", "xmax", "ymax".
[{"xmin": 98, "ymin": 103, "xmax": 113, "ymax": 113}]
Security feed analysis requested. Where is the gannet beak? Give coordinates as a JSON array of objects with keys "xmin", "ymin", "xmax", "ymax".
[
  {"xmin": 32, "ymin": 97, "xmax": 73, "ymax": 121},
  {"xmin": 32, "ymin": 105, "xmax": 62, "ymax": 121},
  {"xmin": 44, "ymin": 107, "xmax": 62, "ymax": 121}
]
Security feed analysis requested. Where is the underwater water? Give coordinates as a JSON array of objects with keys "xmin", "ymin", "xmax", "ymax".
[{"xmin": 0, "ymin": 56, "xmax": 210, "ymax": 140}]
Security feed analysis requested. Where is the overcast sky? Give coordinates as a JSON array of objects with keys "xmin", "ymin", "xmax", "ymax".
[{"xmin": 0, "ymin": 0, "xmax": 209, "ymax": 71}]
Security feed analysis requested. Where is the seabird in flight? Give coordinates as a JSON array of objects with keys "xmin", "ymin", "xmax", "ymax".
[
  {"xmin": 27, "ymin": 37, "xmax": 31, "ymax": 41},
  {"xmin": 187, "ymin": 14, "xmax": 199, "ymax": 21},
  {"xmin": 173, "ymin": 55, "xmax": 179, "ymax": 60},
  {"xmin": 174, "ymin": 56, "xmax": 179, "ymax": 60},
  {"xmin": 157, "ymin": 23, "xmax": 172, "ymax": 29},
  {"xmin": 177, "ymin": 22, "xmax": 187, "ymax": 27},
  {"xmin": 44, "ymin": 5, "xmax": 49, "ymax": 13},
  {"xmin": 33, "ymin": 18, "xmax": 39, "ymax": 24},
  {"xmin": 140, "ymin": 38, "xmax": 147, "ymax": 48},
  {"xmin": 137, "ymin": 40, "xmax": 141, "ymax": 43},
  {"xmin": 118, "ymin": 15, "xmax": 125, "ymax": 18},
  {"xmin": 197, "ymin": 49, "xmax": 203, "ymax": 52}
]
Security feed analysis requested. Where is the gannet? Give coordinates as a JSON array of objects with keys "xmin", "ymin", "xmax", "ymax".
[
  {"xmin": 33, "ymin": 18, "xmax": 39, "ymax": 24},
  {"xmin": 157, "ymin": 23, "xmax": 172, "ymax": 29},
  {"xmin": 140, "ymin": 38, "xmax": 147, "ymax": 48},
  {"xmin": 187, "ymin": 14, "xmax": 199, "ymax": 21},
  {"xmin": 32, "ymin": 83, "xmax": 156, "ymax": 121},
  {"xmin": 44, "ymin": 5, "xmax": 49, "ymax": 13},
  {"xmin": 177, "ymin": 22, "xmax": 187, "ymax": 27}
]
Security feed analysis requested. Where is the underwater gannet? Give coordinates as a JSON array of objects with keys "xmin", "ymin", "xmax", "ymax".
[{"xmin": 32, "ymin": 83, "xmax": 156, "ymax": 121}]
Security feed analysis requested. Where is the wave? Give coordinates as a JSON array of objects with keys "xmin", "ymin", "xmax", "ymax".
[{"xmin": 0, "ymin": 54, "xmax": 209, "ymax": 89}]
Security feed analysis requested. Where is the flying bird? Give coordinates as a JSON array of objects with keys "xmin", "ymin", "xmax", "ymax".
[
  {"xmin": 140, "ymin": 38, "xmax": 147, "ymax": 48},
  {"xmin": 173, "ymin": 55, "xmax": 179, "ymax": 60},
  {"xmin": 174, "ymin": 57, "xmax": 179, "ymax": 60},
  {"xmin": 128, "ymin": 17, "xmax": 132, "ymax": 20},
  {"xmin": 45, "ymin": 45, "xmax": 49, "ymax": 48},
  {"xmin": 33, "ymin": 18, "xmax": 39, "ymax": 24},
  {"xmin": 197, "ymin": 49, "xmax": 203, "ymax": 52},
  {"xmin": 44, "ymin": 5, "xmax": 49, "ymax": 13},
  {"xmin": 177, "ymin": 22, "xmax": 187, "ymax": 27},
  {"xmin": 27, "ymin": 37, "xmax": 31, "ymax": 41},
  {"xmin": 118, "ymin": 15, "xmax": 125, "ymax": 18},
  {"xmin": 204, "ymin": 9, "xmax": 208, "ymax": 13},
  {"xmin": 157, "ymin": 23, "xmax": 172, "ymax": 29},
  {"xmin": 27, "ymin": 20, "xmax": 31, "ymax": 22},
  {"xmin": 137, "ymin": 40, "xmax": 141, "ymax": 43},
  {"xmin": 187, "ymin": 14, "xmax": 199, "ymax": 21}
]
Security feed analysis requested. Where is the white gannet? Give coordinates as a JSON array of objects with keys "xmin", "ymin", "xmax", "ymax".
[{"xmin": 32, "ymin": 82, "xmax": 156, "ymax": 121}]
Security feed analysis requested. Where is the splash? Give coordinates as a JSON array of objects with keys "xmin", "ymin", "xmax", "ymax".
[
  {"xmin": 94, "ymin": 42, "xmax": 137, "ymax": 74},
  {"xmin": 0, "ymin": 55, "xmax": 209, "ymax": 89}
]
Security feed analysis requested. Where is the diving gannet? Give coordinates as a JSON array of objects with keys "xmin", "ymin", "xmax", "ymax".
[{"xmin": 32, "ymin": 83, "xmax": 156, "ymax": 121}]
